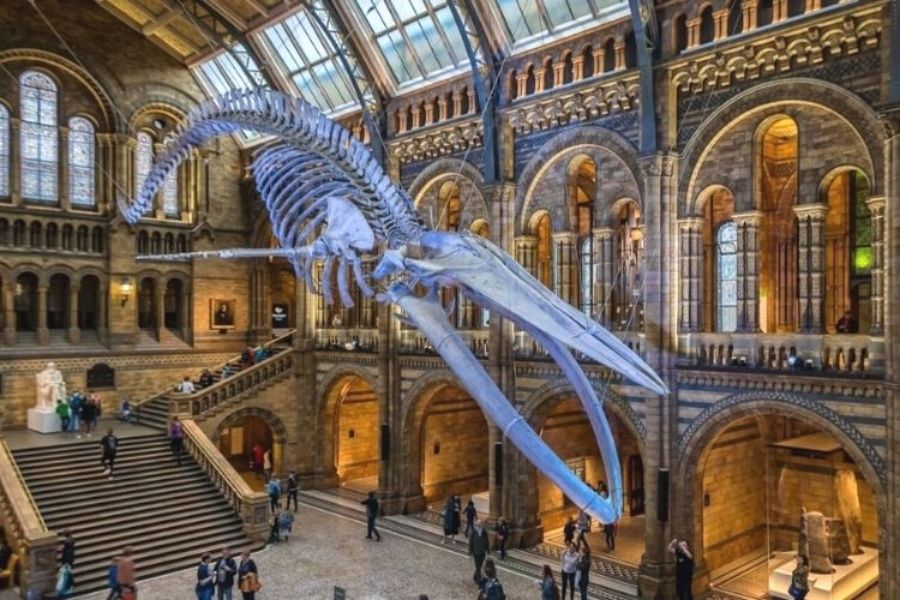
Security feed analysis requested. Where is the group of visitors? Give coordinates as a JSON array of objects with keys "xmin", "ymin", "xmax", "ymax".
[
  {"xmin": 251, "ymin": 443, "xmax": 275, "ymax": 481},
  {"xmin": 54, "ymin": 390, "xmax": 101, "ymax": 437},
  {"xmin": 264, "ymin": 470, "xmax": 299, "ymax": 544},
  {"xmin": 195, "ymin": 548, "xmax": 260, "ymax": 600}
]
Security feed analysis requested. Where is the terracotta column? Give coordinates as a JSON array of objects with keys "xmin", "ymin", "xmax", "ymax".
[
  {"xmin": 572, "ymin": 55, "xmax": 585, "ymax": 81},
  {"xmin": 467, "ymin": 89, "xmax": 477, "ymax": 114},
  {"xmin": 867, "ymin": 196, "xmax": 885, "ymax": 335},
  {"xmin": 794, "ymin": 203, "xmax": 827, "ymax": 332},
  {"xmin": 714, "ymin": 9, "xmax": 729, "ymax": 40},
  {"xmin": 98, "ymin": 282, "xmax": 108, "ymax": 345},
  {"xmin": 535, "ymin": 67, "xmax": 548, "ymax": 93},
  {"xmin": 743, "ymin": 0, "xmax": 758, "ymax": 30},
  {"xmin": 154, "ymin": 281, "xmax": 164, "ymax": 340},
  {"xmin": 733, "ymin": 211, "xmax": 762, "ymax": 332},
  {"xmin": 67, "ymin": 282, "xmax": 80, "ymax": 344},
  {"xmin": 3, "ymin": 282, "xmax": 15, "ymax": 345},
  {"xmin": 10, "ymin": 118, "xmax": 20, "ymax": 205},
  {"xmin": 437, "ymin": 97, "xmax": 448, "ymax": 122},
  {"xmin": 37, "ymin": 284, "xmax": 48, "ymax": 345},
  {"xmin": 678, "ymin": 218, "xmax": 704, "ymax": 332},
  {"xmin": 686, "ymin": 18, "xmax": 701, "ymax": 48},
  {"xmin": 614, "ymin": 39, "xmax": 626, "ymax": 70},
  {"xmin": 515, "ymin": 74, "xmax": 528, "ymax": 98},
  {"xmin": 592, "ymin": 48, "xmax": 604, "ymax": 74},
  {"xmin": 593, "ymin": 227, "xmax": 616, "ymax": 327},
  {"xmin": 515, "ymin": 236, "xmax": 537, "ymax": 276},
  {"xmin": 552, "ymin": 231, "xmax": 577, "ymax": 305}
]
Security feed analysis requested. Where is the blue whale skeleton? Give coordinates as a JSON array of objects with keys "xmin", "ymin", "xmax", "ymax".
[{"xmin": 120, "ymin": 89, "xmax": 669, "ymax": 525}]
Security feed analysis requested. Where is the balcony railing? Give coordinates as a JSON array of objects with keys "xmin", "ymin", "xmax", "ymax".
[{"xmin": 678, "ymin": 332, "xmax": 884, "ymax": 376}]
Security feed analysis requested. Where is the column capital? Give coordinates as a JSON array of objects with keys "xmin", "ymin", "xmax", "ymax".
[
  {"xmin": 591, "ymin": 226, "xmax": 616, "ymax": 238},
  {"xmin": 865, "ymin": 195, "xmax": 886, "ymax": 213},
  {"xmin": 792, "ymin": 203, "xmax": 828, "ymax": 219},
  {"xmin": 732, "ymin": 210, "xmax": 764, "ymax": 225},
  {"xmin": 514, "ymin": 234, "xmax": 537, "ymax": 245},
  {"xmin": 677, "ymin": 217, "xmax": 705, "ymax": 228},
  {"xmin": 551, "ymin": 230, "xmax": 577, "ymax": 242}
]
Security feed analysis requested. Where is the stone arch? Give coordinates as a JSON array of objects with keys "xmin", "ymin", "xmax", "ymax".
[
  {"xmin": 817, "ymin": 164, "xmax": 874, "ymax": 200},
  {"xmin": 211, "ymin": 406, "xmax": 289, "ymax": 476},
  {"xmin": 516, "ymin": 127, "xmax": 643, "ymax": 235},
  {"xmin": 680, "ymin": 78, "xmax": 884, "ymax": 215},
  {"xmin": 408, "ymin": 159, "xmax": 488, "ymax": 231},
  {"xmin": 692, "ymin": 183, "xmax": 736, "ymax": 218},
  {"xmin": 674, "ymin": 392, "xmax": 887, "ymax": 581},
  {"xmin": 318, "ymin": 365, "xmax": 379, "ymax": 483}
]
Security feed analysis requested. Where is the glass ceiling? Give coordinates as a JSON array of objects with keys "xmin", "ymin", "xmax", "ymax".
[
  {"xmin": 495, "ymin": 0, "xmax": 625, "ymax": 44},
  {"xmin": 193, "ymin": 46, "xmax": 266, "ymax": 142},
  {"xmin": 351, "ymin": 0, "xmax": 468, "ymax": 86}
]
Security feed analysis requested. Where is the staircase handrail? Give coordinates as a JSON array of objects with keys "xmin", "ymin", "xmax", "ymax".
[
  {"xmin": 133, "ymin": 329, "xmax": 295, "ymax": 410},
  {"xmin": 0, "ymin": 438, "xmax": 59, "ymax": 594},
  {"xmin": 181, "ymin": 420, "xmax": 269, "ymax": 542}
]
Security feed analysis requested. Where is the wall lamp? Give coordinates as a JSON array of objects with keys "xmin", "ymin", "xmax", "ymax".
[{"xmin": 119, "ymin": 277, "xmax": 133, "ymax": 307}]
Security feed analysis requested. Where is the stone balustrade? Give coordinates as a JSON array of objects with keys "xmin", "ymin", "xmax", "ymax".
[
  {"xmin": 180, "ymin": 420, "xmax": 269, "ymax": 542},
  {"xmin": 679, "ymin": 332, "xmax": 883, "ymax": 375},
  {"xmin": 0, "ymin": 439, "xmax": 59, "ymax": 596}
]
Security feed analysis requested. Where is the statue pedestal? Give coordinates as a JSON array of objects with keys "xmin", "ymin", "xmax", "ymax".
[
  {"xmin": 768, "ymin": 547, "xmax": 879, "ymax": 600},
  {"xmin": 27, "ymin": 408, "xmax": 60, "ymax": 433}
]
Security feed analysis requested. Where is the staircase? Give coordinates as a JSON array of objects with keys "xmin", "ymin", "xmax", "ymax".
[{"xmin": 12, "ymin": 434, "xmax": 258, "ymax": 595}]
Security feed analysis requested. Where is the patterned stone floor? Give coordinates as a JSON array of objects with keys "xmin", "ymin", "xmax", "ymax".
[{"xmin": 74, "ymin": 502, "xmax": 572, "ymax": 600}]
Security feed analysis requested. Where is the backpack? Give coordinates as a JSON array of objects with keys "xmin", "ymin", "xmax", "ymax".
[{"xmin": 482, "ymin": 578, "xmax": 505, "ymax": 600}]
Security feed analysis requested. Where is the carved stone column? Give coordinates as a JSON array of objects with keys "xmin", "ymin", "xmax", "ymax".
[
  {"xmin": 3, "ymin": 282, "xmax": 15, "ymax": 345},
  {"xmin": 686, "ymin": 18, "xmax": 701, "ymax": 48},
  {"xmin": 806, "ymin": 0, "xmax": 821, "ymax": 11},
  {"xmin": 794, "ymin": 204, "xmax": 827, "ymax": 332},
  {"xmin": 67, "ymin": 282, "xmax": 80, "ymax": 344},
  {"xmin": 552, "ymin": 231, "xmax": 577, "ymax": 305},
  {"xmin": 714, "ymin": 9, "xmax": 729, "ymax": 39},
  {"xmin": 733, "ymin": 211, "xmax": 762, "ymax": 332},
  {"xmin": 572, "ymin": 55, "xmax": 584, "ymax": 80},
  {"xmin": 592, "ymin": 48, "xmax": 604, "ymax": 75},
  {"xmin": 743, "ymin": 0, "xmax": 758, "ymax": 30},
  {"xmin": 59, "ymin": 126, "xmax": 70, "ymax": 210},
  {"xmin": 397, "ymin": 109, "xmax": 408, "ymax": 133},
  {"xmin": 154, "ymin": 281, "xmax": 164, "ymax": 341},
  {"xmin": 437, "ymin": 97, "xmax": 448, "ymax": 122},
  {"xmin": 867, "ymin": 196, "xmax": 885, "ymax": 335},
  {"xmin": 515, "ymin": 236, "xmax": 537, "ymax": 276},
  {"xmin": 515, "ymin": 74, "xmax": 528, "ymax": 99},
  {"xmin": 98, "ymin": 281, "xmax": 109, "ymax": 345},
  {"xmin": 773, "ymin": 0, "xmax": 787, "ymax": 22},
  {"xmin": 678, "ymin": 218, "xmax": 704, "ymax": 332},
  {"xmin": 614, "ymin": 39, "xmax": 626, "ymax": 70},
  {"xmin": 593, "ymin": 227, "xmax": 615, "ymax": 327},
  {"xmin": 10, "ymin": 118, "xmax": 20, "ymax": 205},
  {"xmin": 37, "ymin": 284, "xmax": 48, "ymax": 345},
  {"xmin": 535, "ymin": 68, "xmax": 547, "ymax": 93},
  {"xmin": 180, "ymin": 288, "xmax": 191, "ymax": 342},
  {"xmin": 467, "ymin": 89, "xmax": 477, "ymax": 114}
]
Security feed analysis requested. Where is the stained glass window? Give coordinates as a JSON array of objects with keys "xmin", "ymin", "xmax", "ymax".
[
  {"xmin": 716, "ymin": 221, "xmax": 738, "ymax": 332},
  {"xmin": 0, "ymin": 104, "xmax": 9, "ymax": 198},
  {"xmin": 351, "ymin": 0, "xmax": 468, "ymax": 86},
  {"xmin": 260, "ymin": 10, "xmax": 359, "ymax": 113},
  {"xmin": 20, "ymin": 71, "xmax": 59, "ymax": 203},
  {"xmin": 162, "ymin": 168, "xmax": 179, "ymax": 217},
  {"xmin": 494, "ymin": 0, "xmax": 626, "ymax": 44},
  {"xmin": 68, "ymin": 117, "xmax": 95, "ymax": 207}
]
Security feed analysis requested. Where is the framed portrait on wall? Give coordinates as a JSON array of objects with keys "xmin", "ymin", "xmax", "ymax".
[{"xmin": 210, "ymin": 299, "xmax": 236, "ymax": 329}]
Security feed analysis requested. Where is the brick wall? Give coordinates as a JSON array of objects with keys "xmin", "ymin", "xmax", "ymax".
[
  {"xmin": 421, "ymin": 395, "xmax": 489, "ymax": 502},
  {"xmin": 336, "ymin": 386, "xmax": 379, "ymax": 481}
]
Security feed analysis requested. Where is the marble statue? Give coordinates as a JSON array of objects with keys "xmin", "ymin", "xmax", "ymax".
[
  {"xmin": 118, "ymin": 89, "xmax": 670, "ymax": 526},
  {"xmin": 834, "ymin": 468, "xmax": 863, "ymax": 555},
  {"xmin": 35, "ymin": 362, "xmax": 66, "ymax": 411}
]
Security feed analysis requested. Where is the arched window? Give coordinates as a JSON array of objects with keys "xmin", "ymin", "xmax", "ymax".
[
  {"xmin": 135, "ymin": 132, "xmax": 153, "ymax": 200},
  {"xmin": 757, "ymin": 0, "xmax": 774, "ymax": 27},
  {"xmin": 728, "ymin": 0, "xmax": 744, "ymax": 35},
  {"xmin": 20, "ymin": 71, "xmax": 59, "ymax": 203},
  {"xmin": 674, "ymin": 14, "xmax": 688, "ymax": 52},
  {"xmin": 534, "ymin": 213, "xmax": 552, "ymax": 288},
  {"xmin": 525, "ymin": 66, "xmax": 536, "ymax": 95},
  {"xmin": 437, "ymin": 182, "xmax": 461, "ymax": 232},
  {"xmin": 68, "ymin": 117, "xmax": 95, "ymax": 208},
  {"xmin": 46, "ymin": 223, "xmax": 58, "ymax": 249},
  {"xmin": 787, "ymin": 0, "xmax": 805, "ymax": 18},
  {"xmin": 603, "ymin": 38, "xmax": 616, "ymax": 72},
  {"xmin": 613, "ymin": 200, "xmax": 644, "ymax": 330},
  {"xmin": 569, "ymin": 157, "xmax": 596, "ymax": 317},
  {"xmin": 76, "ymin": 225, "xmax": 89, "ymax": 251},
  {"xmin": 699, "ymin": 6, "xmax": 715, "ymax": 44},
  {"xmin": 581, "ymin": 46, "xmax": 594, "ymax": 79},
  {"xmin": 716, "ymin": 222, "xmax": 738, "ymax": 332},
  {"xmin": 0, "ymin": 104, "xmax": 9, "ymax": 197}
]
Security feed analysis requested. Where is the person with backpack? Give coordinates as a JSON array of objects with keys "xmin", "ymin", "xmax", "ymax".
[
  {"xmin": 277, "ymin": 509, "xmax": 294, "ymax": 542},
  {"xmin": 237, "ymin": 550, "xmax": 260, "ymax": 600},
  {"xmin": 214, "ymin": 548, "xmax": 236, "ymax": 600},
  {"xmin": 69, "ymin": 391, "xmax": 83, "ymax": 434},
  {"xmin": 478, "ymin": 558, "xmax": 506, "ymax": 600},
  {"xmin": 537, "ymin": 564, "xmax": 560, "ymax": 600},
  {"xmin": 196, "ymin": 553, "xmax": 215, "ymax": 600},
  {"xmin": 576, "ymin": 549, "xmax": 591, "ymax": 600},
  {"xmin": 266, "ymin": 476, "xmax": 281, "ymax": 512},
  {"xmin": 105, "ymin": 556, "xmax": 118, "ymax": 600},
  {"xmin": 100, "ymin": 429, "xmax": 119, "ymax": 479}
]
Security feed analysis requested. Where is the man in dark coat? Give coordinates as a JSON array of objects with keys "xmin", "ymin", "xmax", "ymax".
[
  {"xmin": 361, "ymin": 491, "xmax": 381, "ymax": 541},
  {"xmin": 468, "ymin": 518, "xmax": 489, "ymax": 584}
]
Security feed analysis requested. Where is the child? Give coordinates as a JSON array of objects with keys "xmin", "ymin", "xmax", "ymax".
[{"xmin": 277, "ymin": 508, "xmax": 295, "ymax": 541}]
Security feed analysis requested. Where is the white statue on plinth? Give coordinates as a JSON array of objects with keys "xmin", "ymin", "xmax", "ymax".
[{"xmin": 36, "ymin": 362, "xmax": 66, "ymax": 410}]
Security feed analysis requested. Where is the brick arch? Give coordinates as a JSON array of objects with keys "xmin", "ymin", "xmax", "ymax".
[
  {"xmin": 679, "ymin": 78, "xmax": 884, "ymax": 215},
  {"xmin": 211, "ymin": 406, "xmax": 288, "ymax": 446},
  {"xmin": 317, "ymin": 365, "xmax": 379, "ymax": 482},
  {"xmin": 407, "ymin": 158, "xmax": 484, "ymax": 200},
  {"xmin": 128, "ymin": 101, "xmax": 188, "ymax": 131},
  {"xmin": 673, "ymin": 392, "xmax": 888, "ymax": 586},
  {"xmin": 121, "ymin": 84, "xmax": 201, "ymax": 122},
  {"xmin": 516, "ymin": 126, "xmax": 643, "ymax": 235}
]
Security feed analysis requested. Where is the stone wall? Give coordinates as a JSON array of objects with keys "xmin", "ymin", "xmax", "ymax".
[
  {"xmin": 335, "ymin": 385, "xmax": 379, "ymax": 482},
  {"xmin": 421, "ymin": 395, "xmax": 488, "ymax": 503}
]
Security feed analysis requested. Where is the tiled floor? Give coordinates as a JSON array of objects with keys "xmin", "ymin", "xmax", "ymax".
[
  {"xmin": 71, "ymin": 502, "xmax": 564, "ymax": 600},
  {"xmin": 544, "ymin": 515, "xmax": 645, "ymax": 567}
]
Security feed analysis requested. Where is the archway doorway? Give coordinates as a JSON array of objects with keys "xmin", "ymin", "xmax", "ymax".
[
  {"xmin": 700, "ymin": 414, "xmax": 880, "ymax": 598},
  {"xmin": 532, "ymin": 395, "xmax": 645, "ymax": 566},
  {"xmin": 333, "ymin": 376, "xmax": 379, "ymax": 490},
  {"xmin": 216, "ymin": 413, "xmax": 282, "ymax": 491}
]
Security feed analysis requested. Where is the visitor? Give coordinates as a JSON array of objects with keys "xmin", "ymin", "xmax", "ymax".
[
  {"xmin": 442, "ymin": 496, "xmax": 458, "ymax": 544},
  {"xmin": 199, "ymin": 369, "xmax": 215, "ymax": 389},
  {"xmin": 241, "ymin": 347, "xmax": 255, "ymax": 369},
  {"xmin": 836, "ymin": 310, "xmax": 857, "ymax": 333},
  {"xmin": 286, "ymin": 471, "xmax": 299, "ymax": 512},
  {"xmin": 576, "ymin": 549, "xmax": 591, "ymax": 600},
  {"xmin": 56, "ymin": 399, "xmax": 70, "ymax": 432},
  {"xmin": 268, "ymin": 506, "xmax": 282, "ymax": 543},
  {"xmin": 560, "ymin": 543, "xmax": 578, "ymax": 600},
  {"xmin": 575, "ymin": 510, "xmax": 590, "ymax": 551},
  {"xmin": 453, "ymin": 496, "xmax": 462, "ymax": 535},
  {"xmin": 254, "ymin": 346, "xmax": 266, "ymax": 364},
  {"xmin": 117, "ymin": 547, "xmax": 136, "ymax": 599},
  {"xmin": 603, "ymin": 519, "xmax": 617, "ymax": 552},
  {"xmin": 55, "ymin": 562, "xmax": 74, "ymax": 598},
  {"xmin": 118, "ymin": 399, "xmax": 134, "ymax": 424},
  {"xmin": 251, "ymin": 444, "xmax": 264, "ymax": 477},
  {"xmin": 214, "ymin": 547, "xmax": 236, "ymax": 600},
  {"xmin": 59, "ymin": 529, "xmax": 76, "ymax": 567},
  {"xmin": 536, "ymin": 564, "xmax": 559, "ymax": 600},
  {"xmin": 788, "ymin": 554, "xmax": 811, "ymax": 600},
  {"xmin": 170, "ymin": 415, "xmax": 185, "ymax": 466},
  {"xmin": 237, "ymin": 550, "xmax": 259, "ymax": 600},
  {"xmin": 177, "ymin": 376, "xmax": 195, "ymax": 394},
  {"xmin": 668, "ymin": 538, "xmax": 694, "ymax": 600},
  {"xmin": 478, "ymin": 558, "xmax": 505, "ymax": 600},
  {"xmin": 105, "ymin": 556, "xmax": 118, "ymax": 600},
  {"xmin": 262, "ymin": 448, "xmax": 273, "ymax": 481},
  {"xmin": 464, "ymin": 499, "xmax": 477, "ymax": 537},
  {"xmin": 81, "ymin": 395, "xmax": 98, "ymax": 437},
  {"xmin": 277, "ymin": 508, "xmax": 294, "ymax": 541},
  {"xmin": 100, "ymin": 428, "xmax": 119, "ymax": 480},
  {"xmin": 69, "ymin": 390, "xmax": 83, "ymax": 434},
  {"xmin": 495, "ymin": 516, "xmax": 509, "ymax": 560},
  {"xmin": 266, "ymin": 475, "xmax": 281, "ymax": 512},
  {"xmin": 563, "ymin": 516, "xmax": 575, "ymax": 547},
  {"xmin": 361, "ymin": 491, "xmax": 381, "ymax": 541},
  {"xmin": 221, "ymin": 364, "xmax": 234, "ymax": 379},
  {"xmin": 468, "ymin": 518, "xmax": 489, "ymax": 585},
  {"xmin": 196, "ymin": 553, "xmax": 215, "ymax": 600}
]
